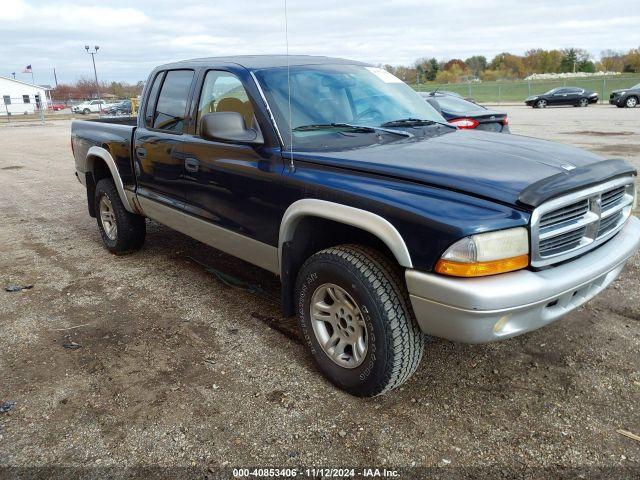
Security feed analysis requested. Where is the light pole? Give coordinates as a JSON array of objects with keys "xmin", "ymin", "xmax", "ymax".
[{"xmin": 85, "ymin": 45, "xmax": 101, "ymax": 100}]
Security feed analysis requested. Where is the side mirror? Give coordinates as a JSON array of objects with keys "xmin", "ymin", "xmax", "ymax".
[{"xmin": 201, "ymin": 112, "xmax": 264, "ymax": 145}]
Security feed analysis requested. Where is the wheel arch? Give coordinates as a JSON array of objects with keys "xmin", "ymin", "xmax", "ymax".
[
  {"xmin": 278, "ymin": 199, "xmax": 413, "ymax": 316},
  {"xmin": 85, "ymin": 146, "xmax": 136, "ymax": 215}
]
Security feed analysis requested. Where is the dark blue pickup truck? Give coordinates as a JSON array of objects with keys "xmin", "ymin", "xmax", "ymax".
[{"xmin": 71, "ymin": 56, "xmax": 639, "ymax": 396}]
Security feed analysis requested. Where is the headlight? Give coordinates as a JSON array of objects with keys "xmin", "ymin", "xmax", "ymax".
[
  {"xmin": 620, "ymin": 91, "xmax": 626, "ymax": 96},
  {"xmin": 435, "ymin": 227, "xmax": 529, "ymax": 277}
]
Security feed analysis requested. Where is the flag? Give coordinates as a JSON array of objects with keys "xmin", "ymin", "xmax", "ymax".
[{"xmin": 22, "ymin": 65, "xmax": 32, "ymax": 73}]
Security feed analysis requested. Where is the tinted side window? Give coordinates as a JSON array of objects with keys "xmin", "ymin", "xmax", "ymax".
[
  {"xmin": 144, "ymin": 72, "xmax": 164, "ymax": 127},
  {"xmin": 153, "ymin": 70, "xmax": 194, "ymax": 132}
]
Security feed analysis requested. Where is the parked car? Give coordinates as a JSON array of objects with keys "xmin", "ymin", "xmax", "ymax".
[
  {"xmin": 49, "ymin": 103, "xmax": 66, "ymax": 111},
  {"xmin": 419, "ymin": 92, "xmax": 509, "ymax": 133},
  {"xmin": 71, "ymin": 56, "xmax": 639, "ymax": 397},
  {"xmin": 72, "ymin": 100, "xmax": 106, "ymax": 114},
  {"xmin": 609, "ymin": 83, "xmax": 640, "ymax": 108},
  {"xmin": 102, "ymin": 100, "xmax": 132, "ymax": 115},
  {"xmin": 525, "ymin": 87, "xmax": 598, "ymax": 108}
]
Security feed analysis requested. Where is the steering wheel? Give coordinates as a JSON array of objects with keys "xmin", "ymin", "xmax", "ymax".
[{"xmin": 354, "ymin": 106, "xmax": 384, "ymax": 123}]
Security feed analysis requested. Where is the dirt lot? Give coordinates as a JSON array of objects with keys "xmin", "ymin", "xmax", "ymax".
[{"xmin": 1, "ymin": 105, "xmax": 639, "ymax": 477}]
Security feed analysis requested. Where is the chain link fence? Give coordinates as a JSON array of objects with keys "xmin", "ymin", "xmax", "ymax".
[
  {"xmin": 412, "ymin": 75, "xmax": 640, "ymax": 104},
  {"xmin": 1, "ymin": 96, "xmax": 140, "ymax": 123}
]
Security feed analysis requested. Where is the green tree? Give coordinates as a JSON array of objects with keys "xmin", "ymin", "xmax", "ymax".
[
  {"xmin": 426, "ymin": 58, "xmax": 439, "ymax": 81},
  {"xmin": 560, "ymin": 48, "xmax": 592, "ymax": 73},
  {"xmin": 464, "ymin": 55, "xmax": 487, "ymax": 77}
]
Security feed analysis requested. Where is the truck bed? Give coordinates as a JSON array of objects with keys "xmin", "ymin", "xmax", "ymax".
[{"xmin": 71, "ymin": 117, "xmax": 137, "ymax": 196}]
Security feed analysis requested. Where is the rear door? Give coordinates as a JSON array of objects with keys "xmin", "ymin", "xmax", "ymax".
[
  {"xmin": 565, "ymin": 87, "xmax": 582, "ymax": 104},
  {"xmin": 133, "ymin": 69, "xmax": 196, "ymax": 204}
]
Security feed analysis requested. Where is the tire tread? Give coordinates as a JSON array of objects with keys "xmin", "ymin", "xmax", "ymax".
[{"xmin": 299, "ymin": 244, "xmax": 425, "ymax": 396}]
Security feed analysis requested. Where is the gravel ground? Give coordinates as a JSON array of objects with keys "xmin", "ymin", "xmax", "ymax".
[{"xmin": 1, "ymin": 105, "xmax": 639, "ymax": 478}]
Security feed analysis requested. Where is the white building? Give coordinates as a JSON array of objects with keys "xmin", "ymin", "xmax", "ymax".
[{"xmin": 0, "ymin": 76, "xmax": 51, "ymax": 116}]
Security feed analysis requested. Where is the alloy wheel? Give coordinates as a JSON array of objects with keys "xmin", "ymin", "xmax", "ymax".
[
  {"xmin": 99, "ymin": 195, "xmax": 118, "ymax": 240},
  {"xmin": 310, "ymin": 283, "xmax": 368, "ymax": 368}
]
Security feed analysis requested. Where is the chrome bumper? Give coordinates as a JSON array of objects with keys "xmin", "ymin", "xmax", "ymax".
[{"xmin": 406, "ymin": 216, "xmax": 640, "ymax": 343}]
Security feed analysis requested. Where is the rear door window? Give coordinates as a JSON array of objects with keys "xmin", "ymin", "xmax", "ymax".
[
  {"xmin": 152, "ymin": 70, "xmax": 194, "ymax": 132},
  {"xmin": 144, "ymin": 72, "xmax": 164, "ymax": 127}
]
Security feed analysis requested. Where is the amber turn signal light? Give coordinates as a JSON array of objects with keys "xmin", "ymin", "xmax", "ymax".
[{"xmin": 435, "ymin": 254, "xmax": 529, "ymax": 277}]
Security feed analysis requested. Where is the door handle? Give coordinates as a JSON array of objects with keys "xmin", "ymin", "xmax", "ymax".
[
  {"xmin": 136, "ymin": 147, "xmax": 147, "ymax": 159},
  {"xmin": 184, "ymin": 157, "xmax": 200, "ymax": 173}
]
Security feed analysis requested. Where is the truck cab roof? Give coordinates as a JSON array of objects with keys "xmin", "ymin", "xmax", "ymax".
[{"xmin": 159, "ymin": 55, "xmax": 369, "ymax": 71}]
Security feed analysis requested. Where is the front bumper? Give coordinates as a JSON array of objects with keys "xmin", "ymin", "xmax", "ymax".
[{"xmin": 406, "ymin": 216, "xmax": 640, "ymax": 343}]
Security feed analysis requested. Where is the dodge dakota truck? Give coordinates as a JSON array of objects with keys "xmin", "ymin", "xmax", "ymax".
[{"xmin": 71, "ymin": 56, "xmax": 639, "ymax": 397}]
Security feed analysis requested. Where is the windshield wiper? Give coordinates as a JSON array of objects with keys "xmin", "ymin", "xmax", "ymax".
[
  {"xmin": 381, "ymin": 118, "xmax": 441, "ymax": 127},
  {"xmin": 293, "ymin": 123, "xmax": 412, "ymax": 137}
]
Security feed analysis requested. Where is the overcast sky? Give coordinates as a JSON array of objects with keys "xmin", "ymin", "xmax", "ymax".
[{"xmin": 3, "ymin": 0, "xmax": 638, "ymax": 86}]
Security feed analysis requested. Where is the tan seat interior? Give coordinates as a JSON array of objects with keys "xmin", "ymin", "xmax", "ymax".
[{"xmin": 215, "ymin": 97, "xmax": 254, "ymax": 128}]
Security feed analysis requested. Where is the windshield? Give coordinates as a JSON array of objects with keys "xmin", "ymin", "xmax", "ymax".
[
  {"xmin": 432, "ymin": 95, "xmax": 485, "ymax": 114},
  {"xmin": 632, "ymin": 83, "xmax": 640, "ymax": 90},
  {"xmin": 254, "ymin": 64, "xmax": 446, "ymax": 148}
]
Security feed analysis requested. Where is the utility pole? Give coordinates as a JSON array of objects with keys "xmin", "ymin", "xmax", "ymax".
[
  {"xmin": 85, "ymin": 45, "xmax": 100, "ymax": 100},
  {"xmin": 53, "ymin": 68, "xmax": 58, "ymax": 87}
]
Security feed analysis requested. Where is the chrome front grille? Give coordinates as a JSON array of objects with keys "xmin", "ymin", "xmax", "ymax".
[{"xmin": 531, "ymin": 177, "xmax": 635, "ymax": 267}]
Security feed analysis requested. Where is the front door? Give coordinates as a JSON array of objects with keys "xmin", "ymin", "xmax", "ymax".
[
  {"xmin": 180, "ymin": 69, "xmax": 284, "ymax": 246},
  {"xmin": 133, "ymin": 69, "xmax": 195, "ymax": 205},
  {"xmin": 550, "ymin": 88, "xmax": 572, "ymax": 105}
]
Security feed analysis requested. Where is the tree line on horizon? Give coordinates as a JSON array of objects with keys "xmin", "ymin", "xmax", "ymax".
[
  {"xmin": 382, "ymin": 47, "xmax": 640, "ymax": 84},
  {"xmin": 51, "ymin": 78, "xmax": 144, "ymax": 101}
]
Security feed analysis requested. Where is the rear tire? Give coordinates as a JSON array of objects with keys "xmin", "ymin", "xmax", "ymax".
[
  {"xmin": 295, "ymin": 245, "xmax": 425, "ymax": 396},
  {"xmin": 95, "ymin": 178, "xmax": 146, "ymax": 254},
  {"xmin": 578, "ymin": 98, "xmax": 589, "ymax": 107}
]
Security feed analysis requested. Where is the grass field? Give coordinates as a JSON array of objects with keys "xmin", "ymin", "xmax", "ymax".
[{"xmin": 411, "ymin": 74, "xmax": 640, "ymax": 103}]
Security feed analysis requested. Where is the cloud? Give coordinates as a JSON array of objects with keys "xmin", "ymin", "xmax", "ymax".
[{"xmin": 1, "ymin": 0, "xmax": 638, "ymax": 85}]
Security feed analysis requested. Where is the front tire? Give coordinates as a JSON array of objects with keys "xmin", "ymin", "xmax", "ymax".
[
  {"xmin": 535, "ymin": 99, "xmax": 547, "ymax": 108},
  {"xmin": 95, "ymin": 178, "xmax": 146, "ymax": 254},
  {"xmin": 83, "ymin": 108, "xmax": 90, "ymax": 115},
  {"xmin": 625, "ymin": 96, "xmax": 638, "ymax": 108},
  {"xmin": 295, "ymin": 245, "xmax": 425, "ymax": 396}
]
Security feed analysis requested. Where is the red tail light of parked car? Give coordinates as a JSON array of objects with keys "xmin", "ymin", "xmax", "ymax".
[{"xmin": 449, "ymin": 118, "xmax": 479, "ymax": 129}]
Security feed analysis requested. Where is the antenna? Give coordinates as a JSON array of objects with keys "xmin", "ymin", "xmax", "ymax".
[{"xmin": 284, "ymin": 0, "xmax": 294, "ymax": 172}]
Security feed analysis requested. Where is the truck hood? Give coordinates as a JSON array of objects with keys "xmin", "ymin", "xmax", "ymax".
[{"xmin": 293, "ymin": 129, "xmax": 620, "ymax": 207}]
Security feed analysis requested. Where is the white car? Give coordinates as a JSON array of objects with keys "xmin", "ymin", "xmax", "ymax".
[{"xmin": 73, "ymin": 100, "xmax": 106, "ymax": 114}]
